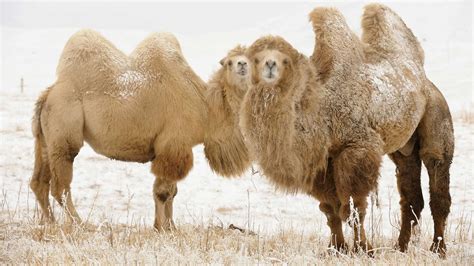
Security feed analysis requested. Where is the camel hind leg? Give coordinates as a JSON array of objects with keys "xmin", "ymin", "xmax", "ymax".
[
  {"xmin": 42, "ymin": 88, "xmax": 84, "ymax": 224},
  {"xmin": 389, "ymin": 138, "xmax": 424, "ymax": 252},
  {"xmin": 418, "ymin": 81, "xmax": 454, "ymax": 258},
  {"xmin": 30, "ymin": 138, "xmax": 54, "ymax": 223},
  {"xmin": 48, "ymin": 150, "xmax": 82, "ymax": 224}
]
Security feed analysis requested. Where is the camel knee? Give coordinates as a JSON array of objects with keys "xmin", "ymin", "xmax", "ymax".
[
  {"xmin": 153, "ymin": 179, "xmax": 178, "ymax": 203},
  {"xmin": 400, "ymin": 197, "xmax": 424, "ymax": 222},
  {"xmin": 154, "ymin": 185, "xmax": 178, "ymax": 203},
  {"xmin": 422, "ymin": 156, "xmax": 452, "ymax": 219},
  {"xmin": 30, "ymin": 178, "xmax": 41, "ymax": 194},
  {"xmin": 429, "ymin": 193, "xmax": 451, "ymax": 220},
  {"xmin": 152, "ymin": 148, "xmax": 193, "ymax": 182}
]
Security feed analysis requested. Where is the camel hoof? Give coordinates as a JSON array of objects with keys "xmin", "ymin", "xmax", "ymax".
[
  {"xmin": 327, "ymin": 242, "xmax": 349, "ymax": 255},
  {"xmin": 353, "ymin": 242, "xmax": 374, "ymax": 257},
  {"xmin": 39, "ymin": 216, "xmax": 55, "ymax": 225},
  {"xmin": 430, "ymin": 240, "xmax": 447, "ymax": 259},
  {"xmin": 154, "ymin": 220, "xmax": 176, "ymax": 232},
  {"xmin": 396, "ymin": 232, "xmax": 411, "ymax": 253}
]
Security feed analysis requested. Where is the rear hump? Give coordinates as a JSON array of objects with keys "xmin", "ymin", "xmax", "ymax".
[
  {"xmin": 361, "ymin": 3, "xmax": 424, "ymax": 65},
  {"xmin": 56, "ymin": 29, "xmax": 127, "ymax": 79}
]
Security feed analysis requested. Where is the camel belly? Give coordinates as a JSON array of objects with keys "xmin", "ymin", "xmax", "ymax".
[
  {"xmin": 369, "ymin": 89, "xmax": 425, "ymax": 154},
  {"xmin": 84, "ymin": 133, "xmax": 155, "ymax": 163},
  {"xmin": 82, "ymin": 101, "xmax": 158, "ymax": 163}
]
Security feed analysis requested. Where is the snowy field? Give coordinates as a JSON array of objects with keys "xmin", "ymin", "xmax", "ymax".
[{"xmin": 1, "ymin": 1, "xmax": 473, "ymax": 263}]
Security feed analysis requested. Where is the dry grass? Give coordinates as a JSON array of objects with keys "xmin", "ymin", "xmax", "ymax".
[
  {"xmin": 456, "ymin": 106, "xmax": 474, "ymax": 124},
  {"xmin": 1, "ymin": 206, "xmax": 473, "ymax": 264}
]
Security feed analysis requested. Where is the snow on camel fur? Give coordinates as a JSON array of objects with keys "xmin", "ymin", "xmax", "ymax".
[
  {"xmin": 30, "ymin": 30, "xmax": 251, "ymax": 231},
  {"xmin": 240, "ymin": 34, "xmax": 372, "ymax": 252},
  {"xmin": 204, "ymin": 46, "xmax": 251, "ymax": 177},
  {"xmin": 241, "ymin": 4, "xmax": 453, "ymax": 256},
  {"xmin": 310, "ymin": 4, "xmax": 452, "ymax": 256},
  {"xmin": 241, "ymin": 36, "xmax": 329, "ymax": 193}
]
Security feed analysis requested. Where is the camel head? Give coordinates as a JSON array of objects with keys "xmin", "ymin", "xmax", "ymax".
[
  {"xmin": 253, "ymin": 49, "xmax": 291, "ymax": 85},
  {"xmin": 219, "ymin": 45, "xmax": 251, "ymax": 90},
  {"xmin": 247, "ymin": 36, "xmax": 300, "ymax": 88}
]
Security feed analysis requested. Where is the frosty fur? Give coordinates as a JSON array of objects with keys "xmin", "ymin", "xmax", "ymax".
[
  {"xmin": 241, "ymin": 4, "xmax": 453, "ymax": 256},
  {"xmin": 30, "ymin": 30, "xmax": 250, "ymax": 231},
  {"xmin": 204, "ymin": 45, "xmax": 251, "ymax": 177}
]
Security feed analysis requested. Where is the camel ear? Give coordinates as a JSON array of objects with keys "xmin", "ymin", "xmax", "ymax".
[{"xmin": 219, "ymin": 57, "xmax": 226, "ymax": 66}]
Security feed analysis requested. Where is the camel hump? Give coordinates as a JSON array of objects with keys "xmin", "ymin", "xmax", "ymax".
[
  {"xmin": 57, "ymin": 29, "xmax": 127, "ymax": 77},
  {"xmin": 131, "ymin": 32, "xmax": 185, "ymax": 68},
  {"xmin": 361, "ymin": 4, "xmax": 424, "ymax": 65},
  {"xmin": 309, "ymin": 7, "xmax": 364, "ymax": 83}
]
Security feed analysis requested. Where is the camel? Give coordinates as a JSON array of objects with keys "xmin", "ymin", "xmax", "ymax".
[
  {"xmin": 30, "ymin": 30, "xmax": 250, "ymax": 231},
  {"xmin": 204, "ymin": 45, "xmax": 252, "ymax": 176},
  {"xmin": 240, "ymin": 4, "xmax": 453, "ymax": 257}
]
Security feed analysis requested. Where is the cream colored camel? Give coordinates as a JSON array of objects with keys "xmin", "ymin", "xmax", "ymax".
[
  {"xmin": 240, "ymin": 4, "xmax": 453, "ymax": 256},
  {"xmin": 204, "ymin": 45, "xmax": 252, "ymax": 176},
  {"xmin": 30, "ymin": 30, "xmax": 250, "ymax": 230}
]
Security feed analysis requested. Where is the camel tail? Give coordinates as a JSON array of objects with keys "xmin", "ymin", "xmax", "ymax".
[
  {"xmin": 361, "ymin": 3, "xmax": 424, "ymax": 65},
  {"xmin": 309, "ymin": 7, "xmax": 364, "ymax": 83},
  {"xmin": 31, "ymin": 86, "xmax": 51, "ymax": 188},
  {"xmin": 32, "ymin": 87, "xmax": 51, "ymax": 138}
]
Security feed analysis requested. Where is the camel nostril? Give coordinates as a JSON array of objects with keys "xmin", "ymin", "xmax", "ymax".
[
  {"xmin": 238, "ymin": 61, "xmax": 247, "ymax": 66},
  {"xmin": 265, "ymin": 60, "xmax": 276, "ymax": 68}
]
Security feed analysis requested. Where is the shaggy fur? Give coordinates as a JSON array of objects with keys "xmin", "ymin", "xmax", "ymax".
[
  {"xmin": 241, "ymin": 4, "xmax": 453, "ymax": 256},
  {"xmin": 204, "ymin": 46, "xmax": 251, "ymax": 177},
  {"xmin": 30, "ymin": 30, "xmax": 250, "ymax": 230}
]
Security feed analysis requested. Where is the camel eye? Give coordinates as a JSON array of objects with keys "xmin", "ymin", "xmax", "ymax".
[
  {"xmin": 254, "ymin": 58, "xmax": 259, "ymax": 64},
  {"xmin": 283, "ymin": 58, "xmax": 289, "ymax": 65},
  {"xmin": 228, "ymin": 61, "xmax": 232, "ymax": 66}
]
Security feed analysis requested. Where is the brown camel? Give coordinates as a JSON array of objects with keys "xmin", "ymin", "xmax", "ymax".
[
  {"xmin": 240, "ymin": 4, "xmax": 453, "ymax": 257},
  {"xmin": 30, "ymin": 30, "xmax": 250, "ymax": 231}
]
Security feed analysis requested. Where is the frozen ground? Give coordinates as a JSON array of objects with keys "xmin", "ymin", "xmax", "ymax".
[{"xmin": 0, "ymin": 1, "xmax": 473, "ymax": 263}]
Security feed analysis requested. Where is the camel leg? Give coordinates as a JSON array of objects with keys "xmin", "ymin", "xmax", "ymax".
[
  {"xmin": 423, "ymin": 156, "xmax": 451, "ymax": 257},
  {"xmin": 388, "ymin": 141, "xmax": 423, "ymax": 252},
  {"xmin": 311, "ymin": 161, "xmax": 347, "ymax": 252},
  {"xmin": 152, "ymin": 176, "xmax": 177, "ymax": 231},
  {"xmin": 151, "ymin": 140, "xmax": 193, "ymax": 231},
  {"xmin": 42, "ymin": 91, "xmax": 84, "ymax": 224},
  {"xmin": 319, "ymin": 201, "xmax": 347, "ymax": 252},
  {"xmin": 348, "ymin": 197, "xmax": 371, "ymax": 253},
  {"xmin": 333, "ymin": 145, "xmax": 381, "ymax": 254},
  {"xmin": 30, "ymin": 140, "xmax": 55, "ymax": 223},
  {"xmin": 417, "ymin": 82, "xmax": 454, "ymax": 258},
  {"xmin": 48, "ymin": 148, "xmax": 82, "ymax": 224},
  {"xmin": 46, "ymin": 146, "xmax": 81, "ymax": 225}
]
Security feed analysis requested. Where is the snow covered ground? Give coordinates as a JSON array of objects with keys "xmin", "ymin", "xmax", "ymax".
[{"xmin": 1, "ymin": 1, "xmax": 473, "ymax": 262}]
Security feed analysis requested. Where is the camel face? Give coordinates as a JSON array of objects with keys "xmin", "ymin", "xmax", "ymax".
[
  {"xmin": 221, "ymin": 55, "xmax": 251, "ymax": 90},
  {"xmin": 253, "ymin": 49, "xmax": 290, "ymax": 85}
]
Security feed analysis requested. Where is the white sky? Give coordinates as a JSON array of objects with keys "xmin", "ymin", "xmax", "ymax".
[{"xmin": 0, "ymin": 1, "xmax": 472, "ymax": 109}]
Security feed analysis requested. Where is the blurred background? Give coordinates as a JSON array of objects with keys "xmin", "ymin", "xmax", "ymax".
[{"xmin": 1, "ymin": 0, "xmax": 472, "ymax": 111}]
